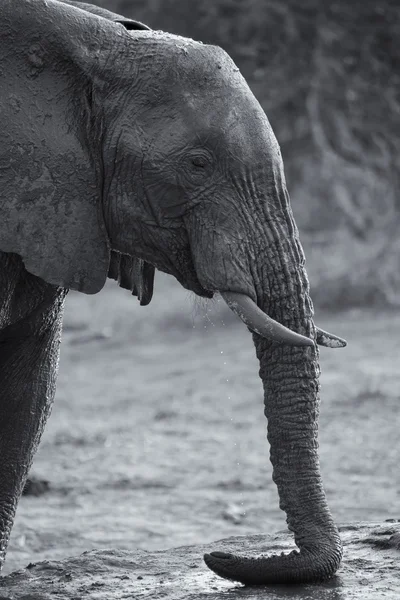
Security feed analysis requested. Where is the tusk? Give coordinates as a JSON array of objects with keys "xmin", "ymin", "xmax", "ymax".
[
  {"xmin": 316, "ymin": 327, "xmax": 347, "ymax": 348},
  {"xmin": 220, "ymin": 291, "xmax": 314, "ymax": 347}
]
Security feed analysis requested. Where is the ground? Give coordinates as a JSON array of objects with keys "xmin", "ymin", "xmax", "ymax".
[
  {"xmin": 1, "ymin": 523, "xmax": 399, "ymax": 599},
  {"xmin": 3, "ymin": 273, "xmax": 400, "ymax": 575}
]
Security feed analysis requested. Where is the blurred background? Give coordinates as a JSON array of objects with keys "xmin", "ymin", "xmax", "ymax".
[{"xmin": 5, "ymin": 0, "xmax": 400, "ymax": 575}]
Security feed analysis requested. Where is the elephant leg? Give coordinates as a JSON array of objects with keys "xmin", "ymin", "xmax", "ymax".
[{"xmin": 0, "ymin": 256, "xmax": 66, "ymax": 571}]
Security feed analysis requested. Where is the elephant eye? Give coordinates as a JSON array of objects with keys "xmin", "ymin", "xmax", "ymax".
[
  {"xmin": 181, "ymin": 151, "xmax": 214, "ymax": 184},
  {"xmin": 191, "ymin": 156, "xmax": 208, "ymax": 169}
]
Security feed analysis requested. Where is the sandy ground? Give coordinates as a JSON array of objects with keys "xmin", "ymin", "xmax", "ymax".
[{"xmin": 3, "ymin": 273, "xmax": 400, "ymax": 575}]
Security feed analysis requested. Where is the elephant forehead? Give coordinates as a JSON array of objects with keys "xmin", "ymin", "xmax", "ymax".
[
  {"xmin": 140, "ymin": 33, "xmax": 245, "ymax": 96},
  {"xmin": 136, "ymin": 34, "xmax": 281, "ymax": 162},
  {"xmin": 170, "ymin": 46, "xmax": 273, "ymax": 142},
  {"xmin": 178, "ymin": 88, "xmax": 279, "ymax": 162},
  {"xmin": 177, "ymin": 43, "xmax": 245, "ymax": 93}
]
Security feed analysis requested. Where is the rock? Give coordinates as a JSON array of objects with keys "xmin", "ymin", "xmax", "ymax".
[
  {"xmin": 389, "ymin": 532, "xmax": 400, "ymax": 549},
  {"xmin": 0, "ymin": 522, "xmax": 398, "ymax": 599},
  {"xmin": 68, "ymin": 327, "xmax": 113, "ymax": 345},
  {"xmin": 221, "ymin": 503, "xmax": 245, "ymax": 525},
  {"xmin": 22, "ymin": 476, "xmax": 50, "ymax": 497}
]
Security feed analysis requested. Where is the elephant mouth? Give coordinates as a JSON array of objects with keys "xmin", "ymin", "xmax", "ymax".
[
  {"xmin": 176, "ymin": 270, "xmax": 214, "ymax": 298},
  {"xmin": 168, "ymin": 245, "xmax": 214, "ymax": 298}
]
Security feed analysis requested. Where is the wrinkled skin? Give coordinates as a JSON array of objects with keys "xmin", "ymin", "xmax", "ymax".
[{"xmin": 0, "ymin": 0, "xmax": 345, "ymax": 585}]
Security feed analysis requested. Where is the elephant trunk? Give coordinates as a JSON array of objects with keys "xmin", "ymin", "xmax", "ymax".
[
  {"xmin": 253, "ymin": 255, "xmax": 342, "ymax": 582},
  {"xmin": 204, "ymin": 215, "xmax": 342, "ymax": 584},
  {"xmin": 253, "ymin": 335, "xmax": 342, "ymax": 582}
]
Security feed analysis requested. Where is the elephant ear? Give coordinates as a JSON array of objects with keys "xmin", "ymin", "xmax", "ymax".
[
  {"xmin": 60, "ymin": 0, "xmax": 155, "ymax": 306},
  {"xmin": 108, "ymin": 253, "xmax": 155, "ymax": 306},
  {"xmin": 0, "ymin": 0, "xmax": 112, "ymax": 294},
  {"xmin": 58, "ymin": 2, "xmax": 155, "ymax": 304},
  {"xmin": 58, "ymin": 1, "xmax": 151, "ymax": 31}
]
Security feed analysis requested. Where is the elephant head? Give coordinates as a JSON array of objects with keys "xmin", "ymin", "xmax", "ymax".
[{"xmin": 0, "ymin": 0, "xmax": 346, "ymax": 584}]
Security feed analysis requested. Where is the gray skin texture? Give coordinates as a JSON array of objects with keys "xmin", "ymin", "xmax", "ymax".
[{"xmin": 0, "ymin": 0, "xmax": 342, "ymax": 585}]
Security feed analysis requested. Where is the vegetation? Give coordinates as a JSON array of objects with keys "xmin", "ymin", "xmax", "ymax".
[{"xmin": 85, "ymin": 0, "xmax": 399, "ymax": 307}]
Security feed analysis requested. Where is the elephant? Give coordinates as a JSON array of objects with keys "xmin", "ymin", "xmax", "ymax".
[{"xmin": 0, "ymin": 0, "xmax": 347, "ymax": 586}]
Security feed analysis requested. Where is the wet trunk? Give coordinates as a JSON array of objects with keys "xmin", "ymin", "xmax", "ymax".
[
  {"xmin": 204, "ymin": 200, "xmax": 342, "ymax": 584},
  {"xmin": 252, "ymin": 296, "xmax": 342, "ymax": 582},
  {"xmin": 257, "ymin": 201, "xmax": 342, "ymax": 579}
]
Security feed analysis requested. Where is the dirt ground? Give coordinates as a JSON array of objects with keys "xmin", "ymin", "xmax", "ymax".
[
  {"xmin": 2, "ymin": 523, "xmax": 400, "ymax": 599},
  {"xmin": 3, "ymin": 273, "xmax": 400, "ymax": 575}
]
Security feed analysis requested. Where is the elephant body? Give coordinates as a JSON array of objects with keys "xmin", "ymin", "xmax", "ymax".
[{"xmin": 0, "ymin": 0, "xmax": 345, "ymax": 585}]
